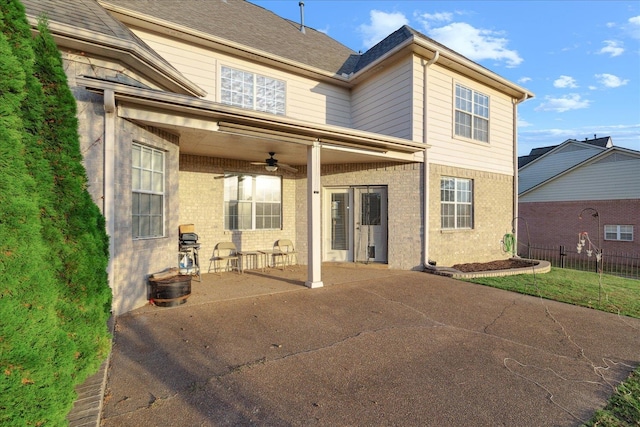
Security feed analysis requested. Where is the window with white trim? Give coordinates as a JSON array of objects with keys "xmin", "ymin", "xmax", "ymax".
[
  {"xmin": 132, "ymin": 143, "xmax": 164, "ymax": 238},
  {"xmin": 441, "ymin": 177, "xmax": 473, "ymax": 229},
  {"xmin": 455, "ymin": 83, "xmax": 489, "ymax": 142},
  {"xmin": 604, "ymin": 225, "xmax": 633, "ymax": 241},
  {"xmin": 224, "ymin": 174, "xmax": 282, "ymax": 230},
  {"xmin": 221, "ymin": 66, "xmax": 285, "ymax": 115}
]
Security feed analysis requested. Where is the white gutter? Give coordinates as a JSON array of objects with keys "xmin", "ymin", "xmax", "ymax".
[
  {"xmin": 103, "ymin": 90, "xmax": 116, "ymax": 294},
  {"xmin": 512, "ymin": 93, "xmax": 530, "ymax": 249},
  {"xmin": 421, "ymin": 51, "xmax": 439, "ymax": 268}
]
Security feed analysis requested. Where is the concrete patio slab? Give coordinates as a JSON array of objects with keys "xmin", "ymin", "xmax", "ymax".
[{"xmin": 100, "ymin": 265, "xmax": 640, "ymax": 426}]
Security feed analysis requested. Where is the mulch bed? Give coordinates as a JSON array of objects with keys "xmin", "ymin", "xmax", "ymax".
[{"xmin": 451, "ymin": 259, "xmax": 538, "ymax": 273}]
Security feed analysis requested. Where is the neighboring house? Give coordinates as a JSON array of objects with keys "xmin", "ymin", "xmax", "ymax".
[
  {"xmin": 24, "ymin": 0, "xmax": 533, "ymax": 314},
  {"xmin": 518, "ymin": 136, "xmax": 640, "ymax": 257}
]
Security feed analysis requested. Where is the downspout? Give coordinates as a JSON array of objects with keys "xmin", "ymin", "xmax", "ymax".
[
  {"xmin": 512, "ymin": 93, "xmax": 528, "ymax": 253},
  {"xmin": 104, "ymin": 89, "xmax": 116, "ymax": 295},
  {"xmin": 421, "ymin": 51, "xmax": 439, "ymax": 269}
]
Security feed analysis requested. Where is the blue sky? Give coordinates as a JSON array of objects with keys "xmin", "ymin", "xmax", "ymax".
[{"xmin": 252, "ymin": 1, "xmax": 640, "ymax": 156}]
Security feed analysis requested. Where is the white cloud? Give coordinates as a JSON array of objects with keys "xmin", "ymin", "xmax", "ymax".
[
  {"xmin": 598, "ymin": 40, "xmax": 624, "ymax": 57},
  {"xmin": 358, "ymin": 10, "xmax": 409, "ymax": 49},
  {"xmin": 554, "ymin": 75, "xmax": 578, "ymax": 89},
  {"xmin": 535, "ymin": 94, "xmax": 591, "ymax": 113},
  {"xmin": 517, "ymin": 118, "xmax": 532, "ymax": 127},
  {"xmin": 628, "ymin": 16, "xmax": 640, "ymax": 39},
  {"xmin": 595, "ymin": 73, "xmax": 629, "ymax": 88},
  {"xmin": 419, "ymin": 12, "xmax": 453, "ymax": 23},
  {"xmin": 426, "ymin": 22, "xmax": 523, "ymax": 67},
  {"xmin": 518, "ymin": 77, "xmax": 532, "ymax": 84}
]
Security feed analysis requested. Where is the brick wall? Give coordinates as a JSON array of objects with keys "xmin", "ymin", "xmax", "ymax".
[
  {"xmin": 518, "ymin": 200, "xmax": 640, "ymax": 255},
  {"xmin": 178, "ymin": 154, "xmax": 299, "ymax": 272},
  {"xmin": 311, "ymin": 162, "xmax": 424, "ymax": 270},
  {"xmin": 428, "ymin": 164, "xmax": 515, "ymax": 266}
]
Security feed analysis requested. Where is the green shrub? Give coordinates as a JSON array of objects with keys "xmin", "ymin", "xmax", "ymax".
[{"xmin": 0, "ymin": 2, "xmax": 111, "ymax": 425}]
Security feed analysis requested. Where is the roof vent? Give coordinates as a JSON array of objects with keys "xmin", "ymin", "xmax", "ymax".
[{"xmin": 299, "ymin": 2, "xmax": 305, "ymax": 34}]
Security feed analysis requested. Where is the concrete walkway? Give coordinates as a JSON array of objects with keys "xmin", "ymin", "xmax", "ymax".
[{"xmin": 100, "ymin": 264, "xmax": 640, "ymax": 426}]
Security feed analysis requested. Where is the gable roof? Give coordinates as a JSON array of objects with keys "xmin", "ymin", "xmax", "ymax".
[
  {"xmin": 101, "ymin": 0, "xmax": 358, "ymax": 76},
  {"xmin": 518, "ymin": 136, "xmax": 613, "ymax": 168},
  {"xmin": 22, "ymin": 0, "xmax": 205, "ymax": 96},
  {"xmin": 101, "ymin": 1, "xmax": 532, "ymax": 98}
]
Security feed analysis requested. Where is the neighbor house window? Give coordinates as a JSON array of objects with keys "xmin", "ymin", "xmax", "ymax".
[
  {"xmin": 455, "ymin": 83, "xmax": 489, "ymax": 142},
  {"xmin": 224, "ymin": 174, "xmax": 281, "ymax": 230},
  {"xmin": 604, "ymin": 225, "xmax": 633, "ymax": 241},
  {"xmin": 132, "ymin": 143, "xmax": 164, "ymax": 238},
  {"xmin": 441, "ymin": 177, "xmax": 473, "ymax": 229},
  {"xmin": 220, "ymin": 66, "xmax": 285, "ymax": 115}
]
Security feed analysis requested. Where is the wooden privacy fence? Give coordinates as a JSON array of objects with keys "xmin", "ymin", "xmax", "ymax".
[{"xmin": 517, "ymin": 242, "xmax": 640, "ymax": 280}]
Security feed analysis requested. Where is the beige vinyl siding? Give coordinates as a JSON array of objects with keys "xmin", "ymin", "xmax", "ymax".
[
  {"xmin": 519, "ymin": 143, "xmax": 604, "ymax": 193},
  {"xmin": 520, "ymin": 153, "xmax": 640, "ymax": 202},
  {"xmin": 129, "ymin": 27, "xmax": 218, "ymax": 97},
  {"xmin": 128, "ymin": 26, "xmax": 352, "ymax": 127},
  {"xmin": 419, "ymin": 59, "xmax": 516, "ymax": 175},
  {"xmin": 352, "ymin": 57, "xmax": 413, "ymax": 139}
]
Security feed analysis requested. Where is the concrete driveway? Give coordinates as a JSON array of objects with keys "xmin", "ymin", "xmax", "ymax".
[{"xmin": 101, "ymin": 265, "xmax": 640, "ymax": 426}]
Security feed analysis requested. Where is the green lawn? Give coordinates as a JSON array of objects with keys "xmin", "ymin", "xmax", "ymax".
[
  {"xmin": 464, "ymin": 268, "xmax": 640, "ymax": 426},
  {"xmin": 465, "ymin": 268, "xmax": 640, "ymax": 319}
]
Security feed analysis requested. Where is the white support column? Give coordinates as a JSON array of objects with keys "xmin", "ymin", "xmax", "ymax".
[
  {"xmin": 306, "ymin": 140, "xmax": 323, "ymax": 288},
  {"xmin": 104, "ymin": 90, "xmax": 116, "ymax": 294}
]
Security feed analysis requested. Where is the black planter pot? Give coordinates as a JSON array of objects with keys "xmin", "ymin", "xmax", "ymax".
[{"xmin": 149, "ymin": 274, "xmax": 192, "ymax": 307}]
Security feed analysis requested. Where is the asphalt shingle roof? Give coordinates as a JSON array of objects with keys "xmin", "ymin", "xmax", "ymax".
[
  {"xmin": 102, "ymin": 0, "xmax": 359, "ymax": 75},
  {"xmin": 22, "ymin": 0, "xmax": 177, "ymax": 72}
]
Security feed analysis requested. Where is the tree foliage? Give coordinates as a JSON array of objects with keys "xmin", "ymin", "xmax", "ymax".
[{"xmin": 0, "ymin": 2, "xmax": 111, "ymax": 425}]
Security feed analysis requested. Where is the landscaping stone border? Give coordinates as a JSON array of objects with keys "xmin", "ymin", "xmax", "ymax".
[{"xmin": 424, "ymin": 258, "xmax": 551, "ymax": 279}]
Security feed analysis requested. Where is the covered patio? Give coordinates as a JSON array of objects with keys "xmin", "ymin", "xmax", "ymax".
[{"xmin": 80, "ymin": 76, "xmax": 427, "ymax": 305}]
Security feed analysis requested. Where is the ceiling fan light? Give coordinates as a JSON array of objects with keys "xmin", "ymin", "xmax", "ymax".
[{"xmin": 265, "ymin": 165, "xmax": 278, "ymax": 172}]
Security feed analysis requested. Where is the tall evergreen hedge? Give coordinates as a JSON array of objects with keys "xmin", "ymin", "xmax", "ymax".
[{"xmin": 0, "ymin": 2, "xmax": 111, "ymax": 425}]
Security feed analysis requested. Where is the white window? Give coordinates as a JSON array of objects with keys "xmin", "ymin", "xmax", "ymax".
[
  {"xmin": 132, "ymin": 143, "xmax": 164, "ymax": 238},
  {"xmin": 441, "ymin": 177, "xmax": 473, "ymax": 229},
  {"xmin": 224, "ymin": 174, "xmax": 281, "ymax": 230},
  {"xmin": 455, "ymin": 83, "xmax": 489, "ymax": 142},
  {"xmin": 604, "ymin": 225, "xmax": 634, "ymax": 241},
  {"xmin": 221, "ymin": 66, "xmax": 285, "ymax": 115}
]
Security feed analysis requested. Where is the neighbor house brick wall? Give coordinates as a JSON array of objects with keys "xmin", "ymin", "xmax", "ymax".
[
  {"xmin": 428, "ymin": 164, "xmax": 514, "ymax": 266},
  {"xmin": 518, "ymin": 200, "xmax": 640, "ymax": 255}
]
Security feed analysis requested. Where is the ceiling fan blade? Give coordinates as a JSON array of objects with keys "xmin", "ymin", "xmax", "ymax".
[
  {"xmin": 250, "ymin": 161, "xmax": 268, "ymax": 166},
  {"xmin": 278, "ymin": 163, "xmax": 298, "ymax": 173}
]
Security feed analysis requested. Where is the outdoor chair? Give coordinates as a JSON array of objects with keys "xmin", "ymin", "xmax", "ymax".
[
  {"xmin": 272, "ymin": 239, "xmax": 297, "ymax": 270},
  {"xmin": 208, "ymin": 242, "xmax": 240, "ymax": 273}
]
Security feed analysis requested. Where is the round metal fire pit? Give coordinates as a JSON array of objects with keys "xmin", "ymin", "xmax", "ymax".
[{"xmin": 149, "ymin": 274, "xmax": 192, "ymax": 307}]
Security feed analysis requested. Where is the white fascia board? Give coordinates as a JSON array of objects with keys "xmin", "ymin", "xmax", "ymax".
[{"xmin": 100, "ymin": 2, "xmax": 353, "ymax": 87}]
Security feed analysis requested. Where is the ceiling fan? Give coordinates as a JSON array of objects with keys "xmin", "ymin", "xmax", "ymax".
[{"xmin": 251, "ymin": 152, "xmax": 298, "ymax": 172}]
